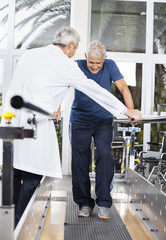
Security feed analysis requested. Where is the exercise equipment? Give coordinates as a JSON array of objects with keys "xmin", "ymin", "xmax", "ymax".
[
  {"xmin": 115, "ymin": 116, "xmax": 166, "ymax": 188},
  {"xmin": 117, "ymin": 126, "xmax": 141, "ymax": 176},
  {"xmin": 0, "ymin": 96, "xmax": 55, "ymax": 240}
]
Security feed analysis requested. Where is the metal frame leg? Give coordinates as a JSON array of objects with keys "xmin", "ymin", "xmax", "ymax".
[{"xmin": 0, "ymin": 141, "xmax": 14, "ymax": 240}]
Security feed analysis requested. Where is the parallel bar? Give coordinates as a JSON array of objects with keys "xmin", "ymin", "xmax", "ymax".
[{"xmin": 114, "ymin": 116, "xmax": 166, "ymax": 124}]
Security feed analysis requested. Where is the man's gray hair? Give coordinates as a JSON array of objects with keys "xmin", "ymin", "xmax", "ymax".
[
  {"xmin": 86, "ymin": 40, "xmax": 106, "ymax": 59},
  {"xmin": 53, "ymin": 27, "xmax": 80, "ymax": 47}
]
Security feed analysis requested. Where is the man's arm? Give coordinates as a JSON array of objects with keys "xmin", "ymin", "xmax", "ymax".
[
  {"xmin": 114, "ymin": 79, "xmax": 142, "ymax": 120},
  {"xmin": 67, "ymin": 62, "xmax": 141, "ymax": 119},
  {"xmin": 114, "ymin": 78, "xmax": 134, "ymax": 109}
]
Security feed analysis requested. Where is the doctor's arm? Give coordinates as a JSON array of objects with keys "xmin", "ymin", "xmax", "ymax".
[{"xmin": 68, "ymin": 67, "xmax": 141, "ymax": 120}]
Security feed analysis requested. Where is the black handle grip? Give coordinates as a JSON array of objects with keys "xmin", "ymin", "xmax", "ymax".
[{"xmin": 10, "ymin": 95, "xmax": 53, "ymax": 117}]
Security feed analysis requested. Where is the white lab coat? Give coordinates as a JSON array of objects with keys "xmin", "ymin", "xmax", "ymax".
[{"xmin": 0, "ymin": 45, "xmax": 127, "ymax": 179}]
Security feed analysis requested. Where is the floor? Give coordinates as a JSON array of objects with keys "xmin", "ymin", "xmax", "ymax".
[
  {"xmin": 0, "ymin": 175, "xmax": 155, "ymax": 240},
  {"xmin": 40, "ymin": 175, "xmax": 154, "ymax": 240}
]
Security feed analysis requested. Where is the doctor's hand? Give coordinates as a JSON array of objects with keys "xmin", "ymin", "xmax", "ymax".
[
  {"xmin": 124, "ymin": 109, "xmax": 142, "ymax": 121},
  {"xmin": 53, "ymin": 106, "xmax": 61, "ymax": 122}
]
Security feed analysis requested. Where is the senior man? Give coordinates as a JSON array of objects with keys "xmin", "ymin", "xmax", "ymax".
[{"xmin": 70, "ymin": 40, "xmax": 135, "ymax": 219}]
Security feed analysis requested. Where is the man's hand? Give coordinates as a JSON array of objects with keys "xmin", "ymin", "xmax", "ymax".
[{"xmin": 124, "ymin": 109, "xmax": 142, "ymax": 120}]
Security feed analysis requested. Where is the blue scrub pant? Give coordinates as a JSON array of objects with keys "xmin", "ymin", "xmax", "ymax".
[
  {"xmin": 14, "ymin": 169, "xmax": 42, "ymax": 227},
  {"xmin": 71, "ymin": 118, "xmax": 114, "ymax": 209}
]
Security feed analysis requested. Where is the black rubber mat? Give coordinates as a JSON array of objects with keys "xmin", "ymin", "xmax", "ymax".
[
  {"xmin": 65, "ymin": 193, "xmax": 126, "ymax": 226},
  {"xmin": 65, "ymin": 224, "xmax": 132, "ymax": 240},
  {"xmin": 64, "ymin": 192, "xmax": 132, "ymax": 240}
]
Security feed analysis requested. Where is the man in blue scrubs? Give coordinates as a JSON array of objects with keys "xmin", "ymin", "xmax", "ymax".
[{"xmin": 70, "ymin": 40, "xmax": 134, "ymax": 219}]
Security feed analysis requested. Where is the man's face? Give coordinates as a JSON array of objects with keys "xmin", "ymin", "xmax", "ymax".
[{"xmin": 85, "ymin": 54, "xmax": 105, "ymax": 74}]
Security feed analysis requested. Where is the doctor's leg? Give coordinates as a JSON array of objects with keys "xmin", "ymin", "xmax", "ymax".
[
  {"xmin": 14, "ymin": 169, "xmax": 22, "ymax": 213},
  {"xmin": 15, "ymin": 170, "xmax": 42, "ymax": 227}
]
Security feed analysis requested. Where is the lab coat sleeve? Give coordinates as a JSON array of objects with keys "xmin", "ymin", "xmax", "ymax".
[{"xmin": 67, "ymin": 62, "xmax": 127, "ymax": 118}]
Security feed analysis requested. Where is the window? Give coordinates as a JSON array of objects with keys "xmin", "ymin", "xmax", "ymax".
[
  {"xmin": 0, "ymin": 59, "xmax": 4, "ymax": 106},
  {"xmin": 111, "ymin": 62, "xmax": 142, "ymax": 109},
  {"xmin": 150, "ymin": 64, "xmax": 166, "ymax": 143},
  {"xmin": 0, "ymin": 0, "xmax": 8, "ymax": 49},
  {"xmin": 91, "ymin": 0, "xmax": 146, "ymax": 53},
  {"xmin": 154, "ymin": 3, "xmax": 166, "ymax": 54},
  {"xmin": 154, "ymin": 64, "xmax": 166, "ymax": 111},
  {"xmin": 14, "ymin": 0, "xmax": 71, "ymax": 49}
]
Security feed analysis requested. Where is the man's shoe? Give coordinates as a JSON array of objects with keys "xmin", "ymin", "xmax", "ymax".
[
  {"xmin": 78, "ymin": 206, "xmax": 93, "ymax": 217},
  {"xmin": 98, "ymin": 206, "xmax": 110, "ymax": 219}
]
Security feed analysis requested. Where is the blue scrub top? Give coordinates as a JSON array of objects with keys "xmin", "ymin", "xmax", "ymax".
[{"xmin": 70, "ymin": 59, "xmax": 123, "ymax": 123}]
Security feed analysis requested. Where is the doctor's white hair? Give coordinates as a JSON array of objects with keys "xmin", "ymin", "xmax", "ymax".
[
  {"xmin": 53, "ymin": 27, "xmax": 80, "ymax": 47},
  {"xmin": 86, "ymin": 40, "xmax": 106, "ymax": 59}
]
